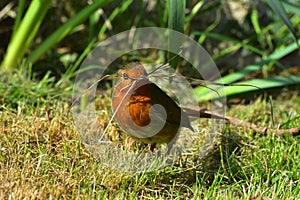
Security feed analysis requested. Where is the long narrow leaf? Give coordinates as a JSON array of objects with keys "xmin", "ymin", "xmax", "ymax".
[
  {"xmin": 192, "ymin": 31, "xmax": 264, "ymax": 55},
  {"xmin": 26, "ymin": 0, "xmax": 112, "ymax": 66},
  {"xmin": 266, "ymin": 0, "xmax": 299, "ymax": 45},
  {"xmin": 194, "ymin": 39, "xmax": 300, "ymax": 98},
  {"xmin": 168, "ymin": 0, "xmax": 185, "ymax": 33},
  {"xmin": 282, "ymin": 1, "xmax": 300, "ymax": 15},
  {"xmin": 1, "ymin": 0, "xmax": 51, "ymax": 70},
  {"xmin": 168, "ymin": 0, "xmax": 185, "ymax": 68},
  {"xmin": 97, "ymin": 0, "xmax": 133, "ymax": 39},
  {"xmin": 196, "ymin": 75, "xmax": 300, "ymax": 102},
  {"xmin": 211, "ymin": 39, "xmax": 299, "ymax": 84},
  {"xmin": 11, "ymin": 0, "xmax": 26, "ymax": 39}
]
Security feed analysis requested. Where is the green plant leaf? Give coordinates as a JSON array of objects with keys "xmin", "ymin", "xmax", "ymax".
[
  {"xmin": 196, "ymin": 75, "xmax": 300, "ymax": 102},
  {"xmin": 168, "ymin": 0, "xmax": 185, "ymax": 33},
  {"xmin": 266, "ymin": 0, "xmax": 299, "ymax": 45},
  {"xmin": 168, "ymin": 0, "xmax": 185, "ymax": 68},
  {"xmin": 26, "ymin": 0, "xmax": 112, "ymax": 66},
  {"xmin": 1, "ymin": 0, "xmax": 51, "ymax": 70},
  {"xmin": 97, "ymin": 0, "xmax": 133, "ymax": 39},
  {"xmin": 11, "ymin": 0, "xmax": 26, "ymax": 39},
  {"xmin": 282, "ymin": 1, "xmax": 300, "ymax": 15},
  {"xmin": 194, "ymin": 39, "xmax": 300, "ymax": 99}
]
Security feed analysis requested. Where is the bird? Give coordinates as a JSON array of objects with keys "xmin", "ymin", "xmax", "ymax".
[
  {"xmin": 111, "ymin": 62, "xmax": 193, "ymax": 150},
  {"xmin": 108, "ymin": 62, "xmax": 300, "ymax": 154}
]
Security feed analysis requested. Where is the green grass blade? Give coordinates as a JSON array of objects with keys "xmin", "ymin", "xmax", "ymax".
[
  {"xmin": 191, "ymin": 31, "xmax": 264, "ymax": 56},
  {"xmin": 196, "ymin": 75, "xmax": 300, "ymax": 102},
  {"xmin": 72, "ymin": 0, "xmax": 133, "ymax": 79},
  {"xmin": 251, "ymin": 8, "xmax": 261, "ymax": 35},
  {"xmin": 194, "ymin": 39, "xmax": 300, "ymax": 99},
  {"xmin": 168, "ymin": 0, "xmax": 185, "ymax": 33},
  {"xmin": 211, "ymin": 39, "xmax": 299, "ymax": 84},
  {"xmin": 97, "ymin": 0, "xmax": 133, "ymax": 39},
  {"xmin": 266, "ymin": 0, "xmax": 299, "ymax": 45},
  {"xmin": 89, "ymin": 7, "xmax": 101, "ymax": 41},
  {"xmin": 11, "ymin": 0, "xmax": 26, "ymax": 39},
  {"xmin": 157, "ymin": 0, "xmax": 166, "ymax": 27},
  {"xmin": 197, "ymin": 9, "xmax": 221, "ymax": 44},
  {"xmin": 282, "ymin": 1, "xmax": 300, "ymax": 15},
  {"xmin": 185, "ymin": 1, "xmax": 204, "ymax": 25},
  {"xmin": 1, "ymin": 0, "xmax": 51, "ymax": 70},
  {"xmin": 168, "ymin": 0, "xmax": 185, "ymax": 68},
  {"xmin": 26, "ymin": 0, "xmax": 112, "ymax": 66}
]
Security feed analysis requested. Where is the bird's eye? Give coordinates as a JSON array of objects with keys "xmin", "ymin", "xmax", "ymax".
[{"xmin": 123, "ymin": 73, "xmax": 129, "ymax": 80}]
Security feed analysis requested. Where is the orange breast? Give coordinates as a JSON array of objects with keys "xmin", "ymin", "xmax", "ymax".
[{"xmin": 129, "ymin": 85, "xmax": 151, "ymax": 127}]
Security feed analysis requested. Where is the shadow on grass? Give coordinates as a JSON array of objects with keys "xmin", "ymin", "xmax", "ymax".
[{"xmin": 115, "ymin": 127, "xmax": 247, "ymax": 196}]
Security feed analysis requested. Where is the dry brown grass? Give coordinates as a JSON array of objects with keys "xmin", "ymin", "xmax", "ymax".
[{"xmin": 1, "ymin": 90, "xmax": 299, "ymax": 199}]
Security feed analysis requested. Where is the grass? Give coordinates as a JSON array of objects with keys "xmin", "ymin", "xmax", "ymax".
[{"xmin": 0, "ymin": 73, "xmax": 299, "ymax": 199}]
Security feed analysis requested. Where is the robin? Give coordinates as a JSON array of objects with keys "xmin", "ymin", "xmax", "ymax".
[{"xmin": 111, "ymin": 62, "xmax": 194, "ymax": 149}]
